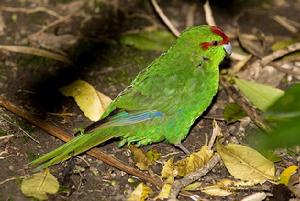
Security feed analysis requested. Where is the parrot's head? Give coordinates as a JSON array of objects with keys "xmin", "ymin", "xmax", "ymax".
[{"xmin": 200, "ymin": 26, "xmax": 232, "ymax": 56}]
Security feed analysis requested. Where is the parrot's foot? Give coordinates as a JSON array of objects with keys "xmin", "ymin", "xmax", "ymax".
[{"xmin": 174, "ymin": 143, "xmax": 190, "ymax": 155}]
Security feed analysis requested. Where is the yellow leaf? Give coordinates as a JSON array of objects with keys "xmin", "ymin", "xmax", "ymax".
[
  {"xmin": 155, "ymin": 176, "xmax": 174, "ymax": 200},
  {"xmin": 217, "ymin": 142, "xmax": 276, "ymax": 183},
  {"xmin": 21, "ymin": 169, "xmax": 59, "ymax": 200},
  {"xmin": 60, "ymin": 80, "xmax": 112, "ymax": 121},
  {"xmin": 145, "ymin": 149, "xmax": 161, "ymax": 162},
  {"xmin": 175, "ymin": 145, "xmax": 213, "ymax": 177},
  {"xmin": 161, "ymin": 158, "xmax": 175, "ymax": 178},
  {"xmin": 127, "ymin": 183, "xmax": 152, "ymax": 201},
  {"xmin": 280, "ymin": 165, "xmax": 298, "ymax": 186},
  {"xmin": 201, "ymin": 179, "xmax": 233, "ymax": 196},
  {"xmin": 130, "ymin": 145, "xmax": 152, "ymax": 170},
  {"xmin": 201, "ymin": 178, "xmax": 259, "ymax": 197},
  {"xmin": 183, "ymin": 182, "xmax": 202, "ymax": 191}
]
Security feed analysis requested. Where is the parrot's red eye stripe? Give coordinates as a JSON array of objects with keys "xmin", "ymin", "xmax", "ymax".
[
  {"xmin": 211, "ymin": 26, "xmax": 229, "ymax": 45},
  {"xmin": 201, "ymin": 42, "xmax": 211, "ymax": 50}
]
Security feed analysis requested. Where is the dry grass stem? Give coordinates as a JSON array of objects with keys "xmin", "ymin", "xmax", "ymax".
[
  {"xmin": 150, "ymin": 0, "xmax": 180, "ymax": 37},
  {"xmin": 0, "ymin": 45, "xmax": 71, "ymax": 64},
  {"xmin": 203, "ymin": 0, "xmax": 216, "ymax": 26}
]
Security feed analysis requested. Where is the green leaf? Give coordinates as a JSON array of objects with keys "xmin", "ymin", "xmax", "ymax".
[
  {"xmin": 234, "ymin": 77, "xmax": 284, "ymax": 111},
  {"xmin": 21, "ymin": 170, "xmax": 59, "ymax": 200},
  {"xmin": 271, "ymin": 39, "xmax": 299, "ymax": 51},
  {"xmin": 120, "ymin": 30, "xmax": 175, "ymax": 51},
  {"xmin": 264, "ymin": 84, "xmax": 300, "ymax": 121},
  {"xmin": 258, "ymin": 84, "xmax": 300, "ymax": 149},
  {"xmin": 223, "ymin": 103, "xmax": 247, "ymax": 122}
]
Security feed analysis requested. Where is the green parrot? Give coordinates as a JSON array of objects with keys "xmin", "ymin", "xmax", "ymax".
[{"xmin": 31, "ymin": 25, "xmax": 231, "ymax": 170}]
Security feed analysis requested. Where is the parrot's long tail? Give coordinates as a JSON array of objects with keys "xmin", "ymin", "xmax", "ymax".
[
  {"xmin": 30, "ymin": 130, "xmax": 116, "ymax": 171},
  {"xmin": 30, "ymin": 110, "xmax": 163, "ymax": 171}
]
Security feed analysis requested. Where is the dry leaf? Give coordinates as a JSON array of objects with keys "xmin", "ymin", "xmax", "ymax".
[
  {"xmin": 155, "ymin": 176, "xmax": 174, "ymax": 200},
  {"xmin": 161, "ymin": 146, "xmax": 213, "ymax": 178},
  {"xmin": 280, "ymin": 165, "xmax": 298, "ymax": 186},
  {"xmin": 21, "ymin": 169, "xmax": 59, "ymax": 200},
  {"xmin": 183, "ymin": 182, "xmax": 202, "ymax": 191},
  {"xmin": 240, "ymin": 192, "xmax": 267, "ymax": 201},
  {"xmin": 288, "ymin": 172, "xmax": 300, "ymax": 197},
  {"xmin": 127, "ymin": 183, "xmax": 152, "ymax": 201},
  {"xmin": 175, "ymin": 145, "xmax": 213, "ymax": 177},
  {"xmin": 161, "ymin": 158, "xmax": 175, "ymax": 178},
  {"xmin": 217, "ymin": 142, "xmax": 276, "ymax": 183},
  {"xmin": 201, "ymin": 179, "xmax": 259, "ymax": 197},
  {"xmin": 60, "ymin": 80, "xmax": 112, "ymax": 121},
  {"xmin": 201, "ymin": 179, "xmax": 234, "ymax": 196},
  {"xmin": 130, "ymin": 146, "xmax": 158, "ymax": 170}
]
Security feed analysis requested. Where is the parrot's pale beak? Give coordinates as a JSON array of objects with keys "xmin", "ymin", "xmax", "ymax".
[{"xmin": 223, "ymin": 42, "xmax": 232, "ymax": 56}]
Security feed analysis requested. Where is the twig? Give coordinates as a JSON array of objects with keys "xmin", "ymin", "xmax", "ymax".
[
  {"xmin": 168, "ymin": 154, "xmax": 221, "ymax": 200},
  {"xmin": 33, "ymin": 14, "xmax": 74, "ymax": 36},
  {"xmin": 0, "ymin": 96, "xmax": 162, "ymax": 188},
  {"xmin": 0, "ymin": 134, "xmax": 14, "ymax": 141},
  {"xmin": 0, "ymin": 45, "xmax": 71, "ymax": 64},
  {"xmin": 186, "ymin": 3, "xmax": 197, "ymax": 27},
  {"xmin": 0, "ymin": 115, "xmax": 39, "ymax": 144},
  {"xmin": 272, "ymin": 15, "xmax": 298, "ymax": 34},
  {"xmin": 220, "ymin": 78, "xmax": 270, "ymax": 132},
  {"xmin": 208, "ymin": 120, "xmax": 221, "ymax": 150},
  {"xmin": 203, "ymin": 0, "xmax": 216, "ymax": 26},
  {"xmin": 260, "ymin": 42, "xmax": 300, "ymax": 66},
  {"xmin": 230, "ymin": 54, "xmax": 252, "ymax": 74},
  {"xmin": 249, "ymin": 42, "xmax": 300, "ymax": 70},
  {"xmin": 150, "ymin": 0, "xmax": 180, "ymax": 37},
  {"xmin": 0, "ymin": 6, "xmax": 62, "ymax": 19},
  {"xmin": 0, "ymin": 176, "xmax": 26, "ymax": 185}
]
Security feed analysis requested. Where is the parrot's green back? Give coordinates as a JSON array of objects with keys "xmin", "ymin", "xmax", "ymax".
[{"xmin": 31, "ymin": 25, "xmax": 230, "ymax": 170}]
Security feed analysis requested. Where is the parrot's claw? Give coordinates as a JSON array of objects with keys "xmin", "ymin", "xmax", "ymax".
[{"xmin": 175, "ymin": 143, "xmax": 190, "ymax": 155}]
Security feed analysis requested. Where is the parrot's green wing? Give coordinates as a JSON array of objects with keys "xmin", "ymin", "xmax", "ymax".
[{"xmin": 31, "ymin": 25, "xmax": 231, "ymax": 169}]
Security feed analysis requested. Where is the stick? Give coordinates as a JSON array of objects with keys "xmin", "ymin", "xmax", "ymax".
[
  {"xmin": 249, "ymin": 42, "xmax": 300, "ymax": 70},
  {"xmin": 150, "ymin": 0, "xmax": 180, "ymax": 37},
  {"xmin": 220, "ymin": 78, "xmax": 270, "ymax": 132},
  {"xmin": 0, "ymin": 96, "xmax": 162, "ymax": 187},
  {"xmin": 0, "ymin": 45, "xmax": 71, "ymax": 64},
  {"xmin": 168, "ymin": 154, "xmax": 221, "ymax": 200},
  {"xmin": 203, "ymin": 0, "xmax": 216, "ymax": 26}
]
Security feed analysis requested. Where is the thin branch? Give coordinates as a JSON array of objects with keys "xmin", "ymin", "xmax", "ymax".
[
  {"xmin": 0, "ymin": 96, "xmax": 162, "ymax": 188},
  {"xmin": 203, "ymin": 0, "xmax": 216, "ymax": 26},
  {"xmin": 168, "ymin": 154, "xmax": 221, "ymax": 200},
  {"xmin": 0, "ymin": 6, "xmax": 62, "ymax": 19},
  {"xmin": 186, "ymin": 3, "xmax": 197, "ymax": 27},
  {"xmin": 0, "ymin": 176, "xmax": 26, "ymax": 185},
  {"xmin": 272, "ymin": 15, "xmax": 298, "ymax": 34},
  {"xmin": 33, "ymin": 14, "xmax": 74, "ymax": 36},
  {"xmin": 0, "ymin": 134, "xmax": 14, "ymax": 141},
  {"xmin": 150, "ymin": 0, "xmax": 180, "ymax": 37},
  {"xmin": 0, "ymin": 115, "xmax": 39, "ymax": 144},
  {"xmin": 221, "ymin": 78, "xmax": 270, "ymax": 132},
  {"xmin": 261, "ymin": 42, "xmax": 300, "ymax": 66},
  {"xmin": 249, "ymin": 42, "xmax": 300, "ymax": 70},
  {"xmin": 0, "ymin": 45, "xmax": 71, "ymax": 64}
]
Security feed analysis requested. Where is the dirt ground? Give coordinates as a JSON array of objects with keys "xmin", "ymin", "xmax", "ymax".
[{"xmin": 0, "ymin": 0, "xmax": 300, "ymax": 200}]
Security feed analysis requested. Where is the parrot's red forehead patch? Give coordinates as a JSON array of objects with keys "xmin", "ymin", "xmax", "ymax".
[{"xmin": 200, "ymin": 26, "xmax": 230, "ymax": 50}]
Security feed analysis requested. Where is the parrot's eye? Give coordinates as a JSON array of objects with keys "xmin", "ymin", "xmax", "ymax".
[{"xmin": 212, "ymin": 41, "xmax": 219, "ymax": 46}]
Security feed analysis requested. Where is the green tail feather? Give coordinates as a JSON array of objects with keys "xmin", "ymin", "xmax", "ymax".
[{"xmin": 31, "ymin": 130, "xmax": 116, "ymax": 171}]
